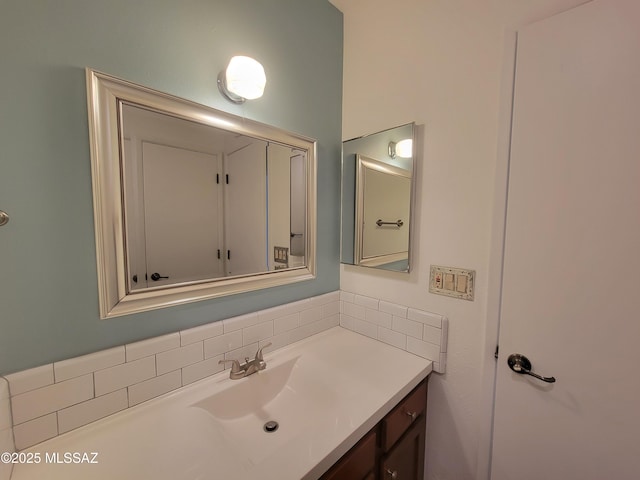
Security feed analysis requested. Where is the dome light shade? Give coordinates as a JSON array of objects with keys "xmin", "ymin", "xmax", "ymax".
[
  {"xmin": 218, "ymin": 56, "xmax": 266, "ymax": 104},
  {"xmin": 388, "ymin": 138, "xmax": 413, "ymax": 159},
  {"xmin": 395, "ymin": 139, "xmax": 413, "ymax": 158}
]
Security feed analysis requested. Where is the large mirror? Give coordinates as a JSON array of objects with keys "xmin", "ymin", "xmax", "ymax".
[
  {"xmin": 341, "ymin": 123, "xmax": 415, "ymax": 272},
  {"xmin": 86, "ymin": 69, "xmax": 316, "ymax": 319}
]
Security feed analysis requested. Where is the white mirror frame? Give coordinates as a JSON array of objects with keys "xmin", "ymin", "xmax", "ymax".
[{"xmin": 86, "ymin": 68, "xmax": 317, "ymax": 319}]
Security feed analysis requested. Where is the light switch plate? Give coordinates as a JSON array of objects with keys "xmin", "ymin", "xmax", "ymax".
[
  {"xmin": 429, "ymin": 265, "xmax": 475, "ymax": 301},
  {"xmin": 274, "ymin": 246, "xmax": 289, "ymax": 264}
]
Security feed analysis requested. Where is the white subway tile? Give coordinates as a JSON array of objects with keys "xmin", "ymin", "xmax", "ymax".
[
  {"xmin": 224, "ymin": 343, "xmax": 258, "ymax": 364},
  {"xmin": 341, "ymin": 315, "xmax": 377, "ymax": 339},
  {"xmin": 11, "ymin": 374, "xmax": 93, "ymax": 425},
  {"xmin": 343, "ymin": 302, "xmax": 365, "ymax": 320},
  {"xmin": 180, "ymin": 321, "xmax": 224, "ymax": 346},
  {"xmin": 379, "ymin": 300, "xmax": 408, "ymax": 318},
  {"xmin": 264, "ymin": 329, "xmax": 297, "ymax": 352},
  {"xmin": 299, "ymin": 306, "xmax": 322, "ymax": 326},
  {"xmin": 94, "ymin": 356, "xmax": 155, "ymax": 397},
  {"xmin": 322, "ymin": 301, "xmax": 340, "ymax": 317},
  {"xmin": 222, "ymin": 312, "xmax": 260, "ymax": 333},
  {"xmin": 58, "ymin": 389, "xmax": 127, "ymax": 434},
  {"xmin": 156, "ymin": 343, "xmax": 203, "ymax": 375},
  {"xmin": 441, "ymin": 317, "xmax": 449, "ymax": 352},
  {"xmin": 54, "ymin": 347, "xmax": 124, "ymax": 382},
  {"xmin": 0, "ymin": 378, "xmax": 9, "ymax": 433},
  {"xmin": 407, "ymin": 308, "xmax": 443, "ymax": 328},
  {"xmin": 378, "ymin": 327, "xmax": 407, "ymax": 350},
  {"xmin": 392, "ymin": 316, "xmax": 423, "ymax": 339},
  {"xmin": 204, "ymin": 330, "xmax": 243, "ymax": 359},
  {"xmin": 423, "ymin": 325, "xmax": 442, "ymax": 346},
  {"xmin": 284, "ymin": 298, "xmax": 311, "ymax": 312},
  {"xmin": 0, "ymin": 428, "xmax": 14, "ymax": 477},
  {"xmin": 128, "ymin": 371, "xmax": 181, "ymax": 407},
  {"xmin": 406, "ymin": 337, "xmax": 441, "ymax": 361},
  {"xmin": 273, "ymin": 314, "xmax": 298, "ymax": 335},
  {"xmin": 0, "ymin": 397, "xmax": 10, "ymax": 433},
  {"xmin": 0, "ymin": 377, "xmax": 8, "ymax": 401},
  {"xmin": 125, "ymin": 333, "xmax": 180, "ymax": 362},
  {"xmin": 182, "ymin": 356, "xmax": 224, "ymax": 385},
  {"xmin": 354, "ymin": 294, "xmax": 379, "ymax": 310},
  {"xmin": 297, "ymin": 315, "xmax": 338, "ymax": 340},
  {"xmin": 5, "ymin": 364, "xmax": 53, "ymax": 396},
  {"xmin": 258, "ymin": 303, "xmax": 304, "ymax": 323},
  {"xmin": 13, "ymin": 413, "xmax": 57, "ymax": 450},
  {"xmin": 244, "ymin": 320, "xmax": 274, "ymax": 344},
  {"xmin": 340, "ymin": 291, "xmax": 355, "ymax": 303},
  {"xmin": 324, "ymin": 314, "xmax": 341, "ymax": 329},
  {"xmin": 364, "ymin": 308, "xmax": 392, "ymax": 329},
  {"xmin": 436, "ymin": 353, "xmax": 447, "ymax": 373}
]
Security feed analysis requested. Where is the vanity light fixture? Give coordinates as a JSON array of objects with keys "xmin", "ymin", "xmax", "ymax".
[
  {"xmin": 217, "ymin": 56, "xmax": 266, "ymax": 104},
  {"xmin": 388, "ymin": 138, "xmax": 413, "ymax": 159}
]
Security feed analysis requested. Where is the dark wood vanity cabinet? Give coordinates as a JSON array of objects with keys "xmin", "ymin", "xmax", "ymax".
[
  {"xmin": 320, "ymin": 377, "xmax": 428, "ymax": 480},
  {"xmin": 321, "ymin": 429, "xmax": 378, "ymax": 480}
]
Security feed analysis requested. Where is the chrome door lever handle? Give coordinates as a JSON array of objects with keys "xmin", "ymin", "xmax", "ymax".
[{"xmin": 507, "ymin": 353, "xmax": 556, "ymax": 383}]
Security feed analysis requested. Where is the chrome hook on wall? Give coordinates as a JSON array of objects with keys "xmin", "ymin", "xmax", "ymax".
[{"xmin": 0, "ymin": 210, "xmax": 9, "ymax": 227}]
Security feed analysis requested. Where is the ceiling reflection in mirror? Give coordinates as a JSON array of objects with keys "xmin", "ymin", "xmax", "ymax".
[
  {"xmin": 340, "ymin": 123, "xmax": 415, "ymax": 272},
  {"xmin": 86, "ymin": 69, "xmax": 316, "ymax": 318}
]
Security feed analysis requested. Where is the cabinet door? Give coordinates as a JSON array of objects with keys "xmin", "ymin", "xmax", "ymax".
[
  {"xmin": 321, "ymin": 429, "xmax": 377, "ymax": 480},
  {"xmin": 381, "ymin": 416, "xmax": 425, "ymax": 480}
]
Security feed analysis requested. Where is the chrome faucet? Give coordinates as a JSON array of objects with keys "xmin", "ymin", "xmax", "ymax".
[{"xmin": 218, "ymin": 342, "xmax": 272, "ymax": 380}]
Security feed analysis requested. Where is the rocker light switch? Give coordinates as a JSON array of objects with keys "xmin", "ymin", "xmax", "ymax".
[{"xmin": 429, "ymin": 265, "xmax": 475, "ymax": 301}]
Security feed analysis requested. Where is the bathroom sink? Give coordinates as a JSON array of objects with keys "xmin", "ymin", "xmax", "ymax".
[
  {"xmin": 10, "ymin": 328, "xmax": 433, "ymax": 480},
  {"xmin": 193, "ymin": 355, "xmax": 341, "ymax": 465}
]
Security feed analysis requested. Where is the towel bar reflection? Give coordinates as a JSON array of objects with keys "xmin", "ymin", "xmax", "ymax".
[{"xmin": 376, "ymin": 219, "xmax": 403, "ymax": 227}]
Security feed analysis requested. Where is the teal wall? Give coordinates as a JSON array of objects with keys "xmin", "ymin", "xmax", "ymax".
[{"xmin": 0, "ymin": 0, "xmax": 343, "ymax": 375}]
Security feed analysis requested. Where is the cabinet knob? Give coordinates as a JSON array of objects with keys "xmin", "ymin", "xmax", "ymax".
[
  {"xmin": 386, "ymin": 469, "xmax": 398, "ymax": 479},
  {"xmin": 405, "ymin": 410, "xmax": 417, "ymax": 421}
]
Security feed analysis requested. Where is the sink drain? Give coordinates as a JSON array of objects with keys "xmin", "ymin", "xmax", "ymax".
[{"xmin": 263, "ymin": 420, "xmax": 279, "ymax": 433}]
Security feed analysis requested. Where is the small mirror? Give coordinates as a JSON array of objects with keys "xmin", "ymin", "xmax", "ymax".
[
  {"xmin": 340, "ymin": 123, "xmax": 415, "ymax": 272},
  {"xmin": 86, "ymin": 69, "xmax": 316, "ymax": 318}
]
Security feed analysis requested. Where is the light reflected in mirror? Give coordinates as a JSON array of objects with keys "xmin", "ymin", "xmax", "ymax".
[
  {"xmin": 86, "ymin": 69, "xmax": 317, "ymax": 318},
  {"xmin": 340, "ymin": 123, "xmax": 415, "ymax": 272}
]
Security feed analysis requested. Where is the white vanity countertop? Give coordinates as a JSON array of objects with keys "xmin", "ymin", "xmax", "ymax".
[{"xmin": 10, "ymin": 327, "xmax": 432, "ymax": 480}]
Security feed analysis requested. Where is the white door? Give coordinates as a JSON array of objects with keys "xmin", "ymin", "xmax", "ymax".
[
  {"xmin": 491, "ymin": 1, "xmax": 640, "ymax": 479},
  {"xmin": 224, "ymin": 139, "xmax": 268, "ymax": 276},
  {"xmin": 142, "ymin": 142, "xmax": 223, "ymax": 286}
]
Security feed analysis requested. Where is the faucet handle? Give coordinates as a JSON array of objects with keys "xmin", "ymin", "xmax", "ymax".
[
  {"xmin": 218, "ymin": 358, "xmax": 242, "ymax": 373},
  {"xmin": 255, "ymin": 342, "xmax": 272, "ymax": 362}
]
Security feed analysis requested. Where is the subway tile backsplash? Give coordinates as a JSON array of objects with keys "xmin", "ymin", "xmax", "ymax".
[
  {"xmin": 2, "ymin": 291, "xmax": 340, "ymax": 450},
  {"xmin": 1, "ymin": 290, "xmax": 448, "ymax": 451},
  {"xmin": 340, "ymin": 291, "xmax": 448, "ymax": 374}
]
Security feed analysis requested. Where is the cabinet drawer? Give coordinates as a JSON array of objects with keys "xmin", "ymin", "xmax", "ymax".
[
  {"xmin": 382, "ymin": 380, "xmax": 427, "ymax": 451},
  {"xmin": 321, "ymin": 429, "xmax": 377, "ymax": 480}
]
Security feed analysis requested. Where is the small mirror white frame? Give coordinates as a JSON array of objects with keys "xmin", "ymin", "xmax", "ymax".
[{"xmin": 86, "ymin": 68, "xmax": 317, "ymax": 319}]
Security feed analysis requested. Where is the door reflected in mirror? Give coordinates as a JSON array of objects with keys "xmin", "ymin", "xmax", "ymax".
[
  {"xmin": 341, "ymin": 123, "xmax": 415, "ymax": 272},
  {"xmin": 86, "ymin": 69, "xmax": 316, "ymax": 318},
  {"xmin": 121, "ymin": 104, "xmax": 306, "ymax": 291}
]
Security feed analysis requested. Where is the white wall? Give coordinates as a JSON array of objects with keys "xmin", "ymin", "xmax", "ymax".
[{"xmin": 331, "ymin": 0, "xmax": 589, "ymax": 479}]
